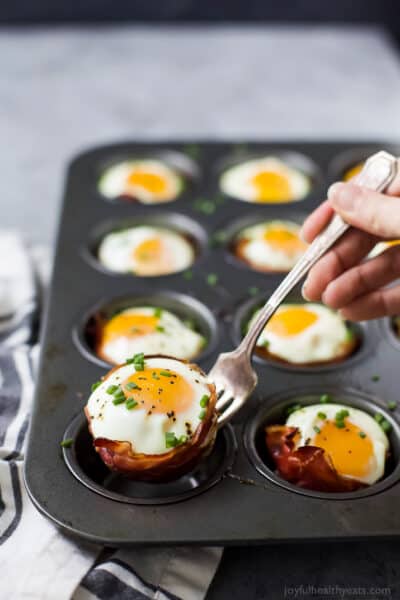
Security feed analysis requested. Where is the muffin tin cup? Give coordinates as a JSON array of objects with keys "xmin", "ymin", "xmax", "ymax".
[
  {"xmin": 82, "ymin": 211, "xmax": 209, "ymax": 279},
  {"xmin": 63, "ymin": 413, "xmax": 237, "ymax": 505},
  {"xmin": 25, "ymin": 140, "xmax": 400, "ymax": 546},
  {"xmin": 232, "ymin": 291, "xmax": 370, "ymax": 373},
  {"xmin": 72, "ymin": 291, "xmax": 220, "ymax": 368},
  {"xmin": 243, "ymin": 386, "xmax": 400, "ymax": 500}
]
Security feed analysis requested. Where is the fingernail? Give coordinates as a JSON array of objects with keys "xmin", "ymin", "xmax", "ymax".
[
  {"xmin": 301, "ymin": 281, "xmax": 310, "ymax": 301},
  {"xmin": 299, "ymin": 227, "xmax": 306, "ymax": 243},
  {"xmin": 327, "ymin": 182, "xmax": 356, "ymax": 210}
]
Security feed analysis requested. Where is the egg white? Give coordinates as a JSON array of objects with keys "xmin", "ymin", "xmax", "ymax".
[
  {"xmin": 251, "ymin": 303, "xmax": 352, "ymax": 364},
  {"xmin": 236, "ymin": 220, "xmax": 306, "ymax": 271},
  {"xmin": 98, "ymin": 226, "xmax": 195, "ymax": 276},
  {"xmin": 98, "ymin": 307, "xmax": 205, "ymax": 364},
  {"xmin": 87, "ymin": 357, "xmax": 210, "ymax": 455},
  {"xmin": 220, "ymin": 157, "xmax": 310, "ymax": 203},
  {"xmin": 98, "ymin": 160, "xmax": 182, "ymax": 203},
  {"xmin": 287, "ymin": 403, "xmax": 389, "ymax": 485}
]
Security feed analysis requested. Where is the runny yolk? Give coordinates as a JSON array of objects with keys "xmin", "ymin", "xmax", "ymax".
[
  {"xmin": 251, "ymin": 170, "xmax": 292, "ymax": 203},
  {"xmin": 122, "ymin": 368, "xmax": 195, "ymax": 415},
  {"xmin": 343, "ymin": 162, "xmax": 364, "ymax": 182},
  {"xmin": 263, "ymin": 227, "xmax": 306, "ymax": 253},
  {"xmin": 266, "ymin": 307, "xmax": 318, "ymax": 336},
  {"xmin": 101, "ymin": 313, "xmax": 158, "ymax": 343},
  {"xmin": 126, "ymin": 170, "xmax": 168, "ymax": 195},
  {"xmin": 313, "ymin": 420, "xmax": 374, "ymax": 478}
]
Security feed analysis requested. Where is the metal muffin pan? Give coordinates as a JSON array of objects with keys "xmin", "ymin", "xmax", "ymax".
[{"xmin": 25, "ymin": 141, "xmax": 400, "ymax": 546}]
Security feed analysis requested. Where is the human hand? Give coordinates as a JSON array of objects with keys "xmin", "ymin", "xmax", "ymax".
[{"xmin": 300, "ymin": 164, "xmax": 400, "ymax": 321}]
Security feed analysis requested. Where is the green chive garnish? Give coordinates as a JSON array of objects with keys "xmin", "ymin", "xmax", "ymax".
[
  {"xmin": 183, "ymin": 270, "xmax": 193, "ymax": 280},
  {"xmin": 165, "ymin": 432, "xmax": 178, "ymax": 448},
  {"xmin": 317, "ymin": 412, "xmax": 327, "ymax": 420},
  {"xmin": 60, "ymin": 438, "xmax": 73, "ymax": 448},
  {"xmin": 374, "ymin": 413, "xmax": 384, "ymax": 424},
  {"xmin": 154, "ymin": 308, "xmax": 163, "ymax": 318},
  {"xmin": 371, "ymin": 375, "xmax": 380, "ymax": 382},
  {"xmin": 156, "ymin": 325, "xmax": 165, "ymax": 333},
  {"xmin": 113, "ymin": 396, "xmax": 126, "ymax": 405},
  {"xmin": 160, "ymin": 370, "xmax": 172, "ymax": 377},
  {"xmin": 106, "ymin": 385, "xmax": 119, "ymax": 394},
  {"xmin": 359, "ymin": 431, "xmax": 367, "ymax": 439},
  {"xmin": 152, "ymin": 372, "xmax": 160, "ymax": 380},
  {"xmin": 381, "ymin": 420, "xmax": 392, "ymax": 433},
  {"xmin": 125, "ymin": 381, "xmax": 140, "ymax": 391},
  {"xmin": 335, "ymin": 421, "xmax": 345, "ymax": 429},
  {"xmin": 286, "ymin": 403, "xmax": 302, "ymax": 416},
  {"xmin": 388, "ymin": 401, "xmax": 397, "ymax": 411},
  {"xmin": 91, "ymin": 381, "xmax": 101, "ymax": 392},
  {"xmin": 178, "ymin": 435, "xmax": 187, "ymax": 445},
  {"xmin": 313, "ymin": 426, "xmax": 321, "ymax": 434},
  {"xmin": 248, "ymin": 286, "xmax": 259, "ymax": 296},
  {"xmin": 126, "ymin": 399, "xmax": 138, "ymax": 410},
  {"xmin": 320, "ymin": 394, "xmax": 332, "ymax": 404},
  {"xmin": 207, "ymin": 273, "xmax": 218, "ymax": 286},
  {"xmin": 200, "ymin": 394, "xmax": 210, "ymax": 408},
  {"xmin": 199, "ymin": 408, "xmax": 207, "ymax": 420}
]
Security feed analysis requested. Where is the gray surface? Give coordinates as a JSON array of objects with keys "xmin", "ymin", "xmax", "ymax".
[
  {"xmin": 3, "ymin": 24, "xmax": 400, "ymax": 599},
  {"xmin": 1, "ymin": 25, "xmax": 400, "ymax": 245}
]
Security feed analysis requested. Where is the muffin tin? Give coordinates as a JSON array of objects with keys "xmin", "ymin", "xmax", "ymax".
[{"xmin": 25, "ymin": 141, "xmax": 400, "ymax": 546}]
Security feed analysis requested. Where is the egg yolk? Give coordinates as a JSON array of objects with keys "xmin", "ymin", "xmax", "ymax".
[
  {"xmin": 266, "ymin": 307, "xmax": 318, "ymax": 336},
  {"xmin": 133, "ymin": 237, "xmax": 164, "ymax": 263},
  {"xmin": 263, "ymin": 227, "xmax": 306, "ymax": 253},
  {"xmin": 126, "ymin": 170, "xmax": 168, "ymax": 196},
  {"xmin": 251, "ymin": 170, "xmax": 292, "ymax": 203},
  {"xmin": 313, "ymin": 419, "xmax": 374, "ymax": 479},
  {"xmin": 101, "ymin": 313, "xmax": 158, "ymax": 344},
  {"xmin": 343, "ymin": 162, "xmax": 364, "ymax": 181},
  {"xmin": 122, "ymin": 368, "xmax": 195, "ymax": 415}
]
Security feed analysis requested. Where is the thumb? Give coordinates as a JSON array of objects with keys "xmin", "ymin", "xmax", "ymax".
[{"xmin": 327, "ymin": 182, "xmax": 400, "ymax": 239}]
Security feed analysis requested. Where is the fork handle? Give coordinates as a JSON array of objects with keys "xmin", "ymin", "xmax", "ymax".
[{"xmin": 238, "ymin": 150, "xmax": 398, "ymax": 357}]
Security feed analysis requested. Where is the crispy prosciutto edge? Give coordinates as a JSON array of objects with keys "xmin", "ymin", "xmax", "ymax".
[{"xmin": 265, "ymin": 425, "xmax": 367, "ymax": 493}]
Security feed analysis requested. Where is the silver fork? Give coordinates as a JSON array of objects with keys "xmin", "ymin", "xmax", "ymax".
[{"xmin": 210, "ymin": 151, "xmax": 398, "ymax": 427}]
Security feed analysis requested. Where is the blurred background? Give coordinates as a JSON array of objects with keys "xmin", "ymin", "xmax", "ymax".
[
  {"xmin": 1, "ymin": 0, "xmax": 400, "ymax": 245},
  {"xmin": 2, "ymin": 4, "xmax": 400, "ymax": 598}
]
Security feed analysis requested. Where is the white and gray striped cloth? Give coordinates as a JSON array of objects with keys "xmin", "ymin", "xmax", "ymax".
[{"xmin": 0, "ymin": 231, "xmax": 222, "ymax": 600}]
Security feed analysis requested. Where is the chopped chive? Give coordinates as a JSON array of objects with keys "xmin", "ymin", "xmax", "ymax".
[
  {"xmin": 60, "ymin": 438, "xmax": 73, "ymax": 448},
  {"xmin": 371, "ymin": 375, "xmax": 380, "ymax": 382},
  {"xmin": 388, "ymin": 401, "xmax": 397, "ymax": 411},
  {"xmin": 134, "ymin": 363, "xmax": 145, "ymax": 371},
  {"xmin": 126, "ymin": 399, "xmax": 139, "ymax": 410},
  {"xmin": 152, "ymin": 372, "xmax": 160, "ymax": 380},
  {"xmin": 156, "ymin": 325, "xmax": 165, "ymax": 333},
  {"xmin": 336, "ymin": 409, "xmax": 349, "ymax": 420},
  {"xmin": 126, "ymin": 352, "xmax": 145, "ymax": 365},
  {"xmin": 248, "ymin": 286, "xmax": 259, "ymax": 296},
  {"xmin": 183, "ymin": 270, "xmax": 193, "ymax": 280},
  {"xmin": 380, "ymin": 420, "xmax": 392, "ymax": 433},
  {"xmin": 125, "ymin": 381, "xmax": 141, "ymax": 391},
  {"xmin": 374, "ymin": 413, "xmax": 384, "ymax": 424},
  {"xmin": 160, "ymin": 370, "xmax": 172, "ymax": 377},
  {"xmin": 335, "ymin": 421, "xmax": 345, "ymax": 429},
  {"xmin": 199, "ymin": 408, "xmax": 207, "ymax": 420},
  {"xmin": 178, "ymin": 435, "xmax": 188, "ymax": 445},
  {"xmin": 313, "ymin": 425, "xmax": 321, "ymax": 434},
  {"xmin": 106, "ymin": 385, "xmax": 119, "ymax": 394},
  {"xmin": 317, "ymin": 412, "xmax": 327, "ymax": 420},
  {"xmin": 359, "ymin": 431, "xmax": 367, "ymax": 439},
  {"xmin": 206, "ymin": 273, "xmax": 218, "ymax": 286},
  {"xmin": 165, "ymin": 432, "xmax": 178, "ymax": 448},
  {"xmin": 91, "ymin": 381, "xmax": 101, "ymax": 392},
  {"xmin": 183, "ymin": 318, "xmax": 196, "ymax": 330},
  {"xmin": 113, "ymin": 396, "xmax": 126, "ymax": 405},
  {"xmin": 320, "ymin": 394, "xmax": 332, "ymax": 404},
  {"xmin": 200, "ymin": 394, "xmax": 210, "ymax": 408},
  {"xmin": 194, "ymin": 199, "xmax": 216, "ymax": 215},
  {"xmin": 210, "ymin": 231, "xmax": 228, "ymax": 246},
  {"xmin": 154, "ymin": 308, "xmax": 163, "ymax": 318}
]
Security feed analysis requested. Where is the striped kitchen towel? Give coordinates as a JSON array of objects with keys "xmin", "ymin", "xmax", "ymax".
[{"xmin": 0, "ymin": 231, "xmax": 222, "ymax": 600}]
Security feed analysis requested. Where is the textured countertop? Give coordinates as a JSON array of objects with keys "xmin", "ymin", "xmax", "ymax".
[{"xmin": 3, "ymin": 25, "xmax": 400, "ymax": 598}]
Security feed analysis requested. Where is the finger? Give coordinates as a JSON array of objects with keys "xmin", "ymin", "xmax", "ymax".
[
  {"xmin": 339, "ymin": 285, "xmax": 400, "ymax": 321},
  {"xmin": 327, "ymin": 182, "xmax": 400, "ymax": 239},
  {"xmin": 322, "ymin": 245, "xmax": 400, "ymax": 309},
  {"xmin": 386, "ymin": 158, "xmax": 400, "ymax": 195},
  {"xmin": 302, "ymin": 228, "xmax": 377, "ymax": 301},
  {"xmin": 300, "ymin": 200, "xmax": 333, "ymax": 243}
]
